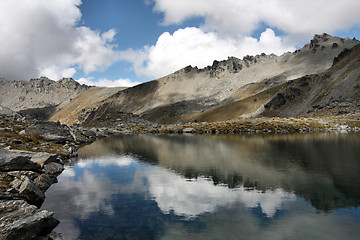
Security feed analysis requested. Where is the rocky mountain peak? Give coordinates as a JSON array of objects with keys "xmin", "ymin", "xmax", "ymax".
[
  {"xmin": 57, "ymin": 77, "xmax": 89, "ymax": 90},
  {"xmin": 176, "ymin": 51, "xmax": 278, "ymax": 78},
  {"xmin": 58, "ymin": 77, "xmax": 82, "ymax": 86},
  {"xmin": 312, "ymin": 33, "xmax": 333, "ymax": 42},
  {"xmin": 29, "ymin": 76, "xmax": 52, "ymax": 82},
  {"xmin": 303, "ymin": 33, "xmax": 359, "ymax": 52}
]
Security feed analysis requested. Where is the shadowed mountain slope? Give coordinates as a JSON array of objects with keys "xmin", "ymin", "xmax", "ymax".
[{"xmin": 49, "ymin": 86, "xmax": 125, "ymax": 126}]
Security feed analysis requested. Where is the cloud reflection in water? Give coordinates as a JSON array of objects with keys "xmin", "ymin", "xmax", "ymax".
[{"xmin": 44, "ymin": 155, "xmax": 295, "ymax": 239}]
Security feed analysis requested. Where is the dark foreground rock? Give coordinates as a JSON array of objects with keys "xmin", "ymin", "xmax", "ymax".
[
  {"xmin": 0, "ymin": 149, "xmax": 40, "ymax": 172},
  {"xmin": 0, "ymin": 200, "xmax": 59, "ymax": 240},
  {"xmin": 0, "ymin": 149, "xmax": 64, "ymax": 206},
  {"xmin": 0, "ymin": 148, "xmax": 64, "ymax": 239}
]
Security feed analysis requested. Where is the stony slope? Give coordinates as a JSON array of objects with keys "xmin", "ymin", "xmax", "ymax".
[
  {"xmin": 0, "ymin": 77, "xmax": 89, "ymax": 112},
  {"xmin": 70, "ymin": 34, "xmax": 359, "ymax": 125}
]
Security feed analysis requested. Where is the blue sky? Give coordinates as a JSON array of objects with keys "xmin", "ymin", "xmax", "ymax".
[
  {"xmin": 0, "ymin": 0, "xmax": 360, "ymax": 86},
  {"xmin": 75, "ymin": 0, "xmax": 204, "ymax": 84}
]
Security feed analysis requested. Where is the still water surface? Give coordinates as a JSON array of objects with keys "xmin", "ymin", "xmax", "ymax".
[{"xmin": 42, "ymin": 133, "xmax": 360, "ymax": 240}]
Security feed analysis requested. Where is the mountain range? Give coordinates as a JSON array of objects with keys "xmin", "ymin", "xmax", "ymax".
[{"xmin": 0, "ymin": 33, "xmax": 359, "ymax": 126}]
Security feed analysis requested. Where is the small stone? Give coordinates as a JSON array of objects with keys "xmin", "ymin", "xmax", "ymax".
[
  {"xmin": 182, "ymin": 128, "xmax": 195, "ymax": 133},
  {"xmin": 43, "ymin": 162, "xmax": 64, "ymax": 176},
  {"xmin": 18, "ymin": 130, "xmax": 26, "ymax": 135}
]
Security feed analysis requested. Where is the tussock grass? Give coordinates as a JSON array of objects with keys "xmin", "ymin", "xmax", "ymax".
[
  {"xmin": 23, "ymin": 131, "xmax": 43, "ymax": 144},
  {"xmin": 143, "ymin": 116, "xmax": 360, "ymax": 135}
]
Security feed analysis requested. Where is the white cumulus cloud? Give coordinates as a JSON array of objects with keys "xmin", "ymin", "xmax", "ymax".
[
  {"xmin": 152, "ymin": 0, "xmax": 360, "ymax": 41},
  {"xmin": 0, "ymin": 0, "xmax": 119, "ymax": 81},
  {"xmin": 77, "ymin": 77, "xmax": 140, "ymax": 88}
]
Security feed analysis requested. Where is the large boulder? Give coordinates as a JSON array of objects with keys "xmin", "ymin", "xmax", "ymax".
[
  {"xmin": 25, "ymin": 121, "xmax": 76, "ymax": 144},
  {"xmin": 0, "ymin": 200, "xmax": 59, "ymax": 240},
  {"xmin": 17, "ymin": 175, "xmax": 45, "ymax": 206},
  {"xmin": 0, "ymin": 105, "xmax": 22, "ymax": 119},
  {"xmin": 0, "ymin": 149, "xmax": 63, "ymax": 172},
  {"xmin": 43, "ymin": 162, "xmax": 64, "ymax": 176},
  {"xmin": 1, "ymin": 173, "xmax": 45, "ymax": 207},
  {"xmin": 0, "ymin": 149, "xmax": 41, "ymax": 172},
  {"xmin": 31, "ymin": 152, "xmax": 63, "ymax": 168}
]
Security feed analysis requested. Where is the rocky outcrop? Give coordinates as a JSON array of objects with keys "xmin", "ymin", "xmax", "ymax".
[
  {"xmin": 332, "ymin": 47, "xmax": 352, "ymax": 66},
  {"xmin": 0, "ymin": 148, "xmax": 64, "ymax": 239},
  {"xmin": 0, "ymin": 105, "xmax": 22, "ymax": 120},
  {"xmin": 25, "ymin": 121, "xmax": 76, "ymax": 144}
]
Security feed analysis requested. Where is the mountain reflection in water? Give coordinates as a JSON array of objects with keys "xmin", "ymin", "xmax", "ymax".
[{"xmin": 42, "ymin": 133, "xmax": 360, "ymax": 240}]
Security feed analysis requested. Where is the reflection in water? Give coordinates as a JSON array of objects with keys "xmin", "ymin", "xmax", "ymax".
[{"xmin": 42, "ymin": 133, "xmax": 360, "ymax": 240}]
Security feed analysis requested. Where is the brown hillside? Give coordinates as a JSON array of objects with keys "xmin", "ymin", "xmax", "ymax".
[{"xmin": 50, "ymin": 86, "xmax": 125, "ymax": 126}]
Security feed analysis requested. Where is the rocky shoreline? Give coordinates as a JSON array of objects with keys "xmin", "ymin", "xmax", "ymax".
[
  {"xmin": 0, "ymin": 114, "xmax": 102, "ymax": 240},
  {"xmin": 1, "ymin": 112, "xmax": 360, "ymax": 239},
  {"xmin": 0, "ymin": 149, "xmax": 64, "ymax": 240},
  {"xmin": 84, "ymin": 116, "xmax": 360, "ymax": 135}
]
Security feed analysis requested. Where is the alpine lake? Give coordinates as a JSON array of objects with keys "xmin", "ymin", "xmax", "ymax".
[{"xmin": 41, "ymin": 132, "xmax": 360, "ymax": 240}]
